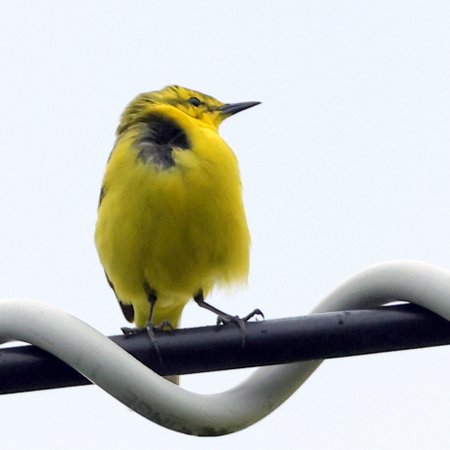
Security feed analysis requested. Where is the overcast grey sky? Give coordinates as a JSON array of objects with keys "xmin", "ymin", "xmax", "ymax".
[{"xmin": 0, "ymin": 1, "xmax": 449, "ymax": 449}]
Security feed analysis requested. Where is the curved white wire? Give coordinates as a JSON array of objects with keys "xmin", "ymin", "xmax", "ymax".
[{"xmin": 0, "ymin": 260, "xmax": 449, "ymax": 435}]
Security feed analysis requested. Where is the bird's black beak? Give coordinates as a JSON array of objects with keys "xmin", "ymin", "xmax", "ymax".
[{"xmin": 217, "ymin": 101, "xmax": 261, "ymax": 117}]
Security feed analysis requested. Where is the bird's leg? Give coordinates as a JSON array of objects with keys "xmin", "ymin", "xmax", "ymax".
[
  {"xmin": 120, "ymin": 283, "xmax": 159, "ymax": 336},
  {"xmin": 142, "ymin": 284, "xmax": 165, "ymax": 365},
  {"xmin": 193, "ymin": 291, "xmax": 264, "ymax": 323},
  {"xmin": 120, "ymin": 283, "xmax": 166, "ymax": 364},
  {"xmin": 193, "ymin": 291, "xmax": 264, "ymax": 347},
  {"xmin": 146, "ymin": 285, "xmax": 158, "ymax": 325}
]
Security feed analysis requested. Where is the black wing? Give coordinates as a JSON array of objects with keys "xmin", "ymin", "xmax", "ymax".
[{"xmin": 104, "ymin": 270, "xmax": 134, "ymax": 323}]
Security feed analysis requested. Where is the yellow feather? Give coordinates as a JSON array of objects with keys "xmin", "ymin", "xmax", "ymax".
[{"xmin": 95, "ymin": 86, "xmax": 257, "ymax": 328}]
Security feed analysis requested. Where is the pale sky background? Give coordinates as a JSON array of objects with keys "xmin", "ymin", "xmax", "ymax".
[{"xmin": 0, "ymin": 1, "xmax": 449, "ymax": 449}]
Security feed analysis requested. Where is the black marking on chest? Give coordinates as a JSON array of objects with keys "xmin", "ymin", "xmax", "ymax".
[{"xmin": 136, "ymin": 114, "xmax": 189, "ymax": 169}]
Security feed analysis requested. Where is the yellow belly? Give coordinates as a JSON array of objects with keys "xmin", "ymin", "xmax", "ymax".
[{"xmin": 95, "ymin": 125, "xmax": 250, "ymax": 327}]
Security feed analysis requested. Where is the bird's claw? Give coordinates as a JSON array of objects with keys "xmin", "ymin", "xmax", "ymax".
[
  {"xmin": 121, "ymin": 321, "xmax": 174, "ymax": 365},
  {"xmin": 121, "ymin": 320, "xmax": 175, "ymax": 336},
  {"xmin": 216, "ymin": 308, "xmax": 265, "ymax": 348},
  {"xmin": 121, "ymin": 326, "xmax": 146, "ymax": 336},
  {"xmin": 216, "ymin": 308, "xmax": 265, "ymax": 325},
  {"xmin": 216, "ymin": 314, "xmax": 240, "ymax": 326},
  {"xmin": 242, "ymin": 308, "xmax": 265, "ymax": 322}
]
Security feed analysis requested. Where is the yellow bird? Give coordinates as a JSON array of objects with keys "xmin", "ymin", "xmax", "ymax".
[{"xmin": 95, "ymin": 85, "xmax": 260, "ymax": 331}]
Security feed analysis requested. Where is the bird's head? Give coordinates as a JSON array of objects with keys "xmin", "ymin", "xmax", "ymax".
[{"xmin": 117, "ymin": 85, "xmax": 260, "ymax": 135}]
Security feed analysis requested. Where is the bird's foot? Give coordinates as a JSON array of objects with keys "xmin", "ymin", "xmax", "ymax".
[
  {"xmin": 121, "ymin": 325, "xmax": 163, "ymax": 364},
  {"xmin": 144, "ymin": 322, "xmax": 164, "ymax": 365},
  {"xmin": 121, "ymin": 320, "xmax": 175, "ymax": 336},
  {"xmin": 216, "ymin": 309, "xmax": 265, "ymax": 348},
  {"xmin": 216, "ymin": 308, "xmax": 265, "ymax": 326},
  {"xmin": 121, "ymin": 325, "xmax": 147, "ymax": 336},
  {"xmin": 193, "ymin": 292, "xmax": 264, "ymax": 348},
  {"xmin": 121, "ymin": 321, "xmax": 175, "ymax": 365}
]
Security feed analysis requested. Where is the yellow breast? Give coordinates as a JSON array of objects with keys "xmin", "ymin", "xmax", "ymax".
[{"xmin": 95, "ymin": 108, "xmax": 250, "ymax": 327}]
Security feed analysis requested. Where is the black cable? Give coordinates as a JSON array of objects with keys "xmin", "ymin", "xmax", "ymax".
[{"xmin": 0, "ymin": 303, "xmax": 449, "ymax": 394}]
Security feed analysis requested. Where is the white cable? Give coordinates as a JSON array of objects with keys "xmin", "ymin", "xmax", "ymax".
[{"xmin": 0, "ymin": 260, "xmax": 449, "ymax": 435}]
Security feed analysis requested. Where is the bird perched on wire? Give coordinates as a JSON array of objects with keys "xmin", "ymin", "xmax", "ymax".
[{"xmin": 95, "ymin": 85, "xmax": 260, "ymax": 334}]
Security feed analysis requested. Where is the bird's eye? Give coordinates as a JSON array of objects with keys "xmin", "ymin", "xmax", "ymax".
[{"xmin": 187, "ymin": 97, "xmax": 201, "ymax": 107}]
